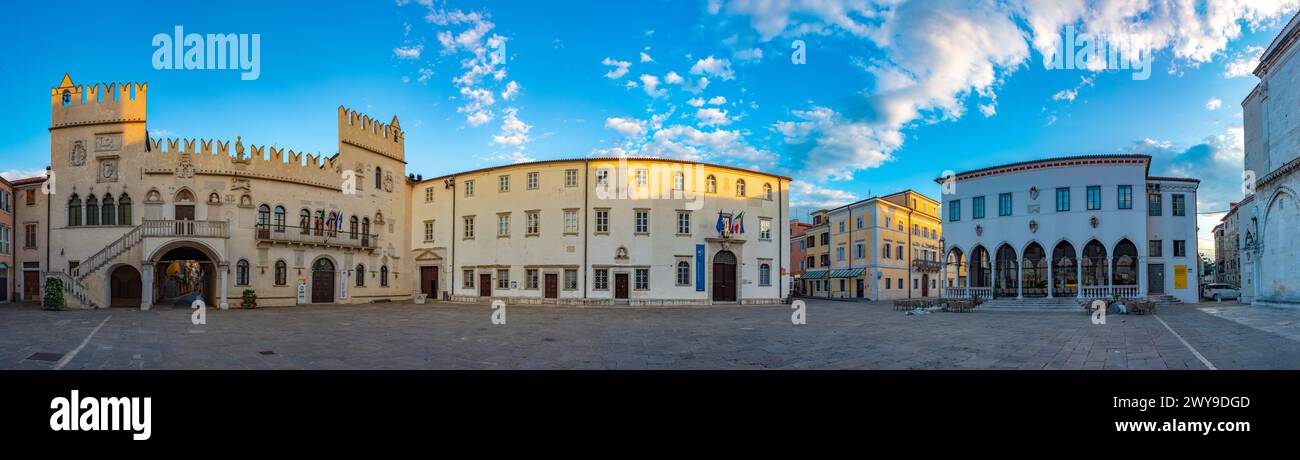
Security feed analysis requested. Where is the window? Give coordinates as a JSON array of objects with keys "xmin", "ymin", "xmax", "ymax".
[
  {"xmin": 857, "ymin": 217, "xmax": 864, "ymax": 229},
  {"xmin": 274, "ymin": 260, "xmax": 287, "ymax": 286},
  {"xmin": 357, "ymin": 265, "xmax": 367, "ymax": 287},
  {"xmin": 594, "ymin": 269, "xmax": 609, "ymax": 290},
  {"xmin": 1172, "ymin": 194, "xmax": 1186, "ymax": 216},
  {"xmin": 0, "ymin": 225, "xmax": 7, "ymax": 255},
  {"xmin": 820, "ymin": 233, "xmax": 828, "ymax": 245},
  {"xmin": 465, "ymin": 180, "xmax": 475, "ymax": 197},
  {"xmin": 760, "ymin": 219, "xmax": 772, "ymax": 239},
  {"xmin": 1149, "ymin": 240, "xmax": 1162, "ymax": 257},
  {"xmin": 760, "ymin": 264, "xmax": 771, "ymax": 286},
  {"xmin": 100, "ymin": 194, "xmax": 115, "ymax": 226},
  {"xmin": 836, "ymin": 246, "xmax": 845, "ymax": 261},
  {"xmin": 635, "ymin": 210, "xmax": 649, "ymax": 234},
  {"xmin": 67, "ymin": 194, "xmax": 81, "ymax": 226},
  {"xmin": 886, "ymin": 278, "xmax": 891, "ymax": 289},
  {"xmin": 1086, "ymin": 186, "xmax": 1101, "ymax": 210},
  {"xmin": 526, "ymin": 211, "xmax": 540, "ymax": 236},
  {"xmin": 424, "ymin": 187, "xmax": 434, "ymax": 202},
  {"xmin": 62, "ymin": 90, "xmax": 71, "ymax": 106},
  {"xmin": 424, "ymin": 220, "xmax": 435, "ymax": 241},
  {"xmin": 564, "ymin": 210, "xmax": 578, "ymax": 234},
  {"xmin": 838, "ymin": 221, "xmax": 845, "ymax": 233},
  {"xmin": 1148, "ymin": 193, "xmax": 1162, "ymax": 216},
  {"xmin": 736, "ymin": 179, "xmax": 746, "ymax": 196},
  {"xmin": 25, "ymin": 223, "xmax": 37, "ymax": 248},
  {"xmin": 299, "ymin": 209, "xmax": 311, "ymax": 234},
  {"xmin": 381, "ymin": 266, "xmax": 389, "ymax": 287},
  {"xmin": 595, "ymin": 210, "xmax": 609, "ymax": 233},
  {"xmin": 913, "ymin": 224, "xmax": 919, "ymax": 235},
  {"xmin": 677, "ymin": 212, "xmax": 691, "ymax": 235},
  {"xmin": 236, "ymin": 260, "xmax": 250, "ymax": 286},
  {"xmin": 634, "ymin": 169, "xmax": 648, "ymax": 187},
  {"xmin": 272, "ymin": 205, "xmax": 284, "ymax": 232},
  {"xmin": 26, "ymin": 189, "xmax": 35, "ymax": 206},
  {"xmin": 596, "ymin": 169, "xmax": 609, "ymax": 186},
  {"xmin": 948, "ymin": 200, "xmax": 961, "ymax": 221},
  {"xmin": 526, "ymin": 269, "xmax": 539, "ymax": 289},
  {"xmin": 972, "ymin": 196, "xmax": 985, "ymax": 219},
  {"xmin": 855, "ymin": 242, "xmax": 864, "ymax": 259},
  {"xmin": 375, "ymin": 167, "xmax": 383, "ymax": 190},
  {"xmin": 463, "ymin": 216, "xmax": 475, "ymax": 238},
  {"xmin": 885, "ymin": 216, "xmax": 892, "ymax": 228},
  {"xmin": 883, "ymin": 243, "xmax": 891, "ymax": 259},
  {"xmin": 499, "ymin": 175, "xmax": 510, "ymax": 192},
  {"xmin": 497, "ymin": 269, "xmax": 510, "ymax": 289},
  {"xmin": 897, "ymin": 244, "xmax": 903, "ymax": 259},
  {"xmin": 565, "ymin": 169, "xmax": 578, "ymax": 187},
  {"xmin": 635, "ymin": 268, "xmax": 649, "ymax": 290},
  {"xmin": 673, "ymin": 172, "xmax": 685, "ymax": 191},
  {"xmin": 258, "ymin": 205, "xmax": 271, "ymax": 227},
  {"xmin": 998, "ymin": 193, "xmax": 1012, "ymax": 216},
  {"xmin": 85, "ymin": 195, "xmax": 99, "ymax": 225},
  {"xmin": 1173, "ymin": 240, "xmax": 1186, "ymax": 257},
  {"xmin": 676, "ymin": 261, "xmax": 690, "ymax": 286},
  {"xmin": 527, "ymin": 172, "xmax": 538, "ymax": 190},
  {"xmin": 1118, "ymin": 185, "xmax": 1133, "ymax": 209},
  {"xmin": 763, "ymin": 183, "xmax": 772, "ymax": 200},
  {"xmin": 564, "ymin": 269, "xmax": 578, "ymax": 290},
  {"xmin": 498, "ymin": 214, "xmax": 511, "ymax": 237},
  {"xmin": 706, "ymin": 175, "xmax": 717, "ymax": 193},
  {"xmin": 1055, "ymin": 187, "xmax": 1070, "ymax": 212}
]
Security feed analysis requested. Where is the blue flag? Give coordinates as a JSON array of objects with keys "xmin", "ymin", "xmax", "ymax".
[{"xmin": 715, "ymin": 211, "xmax": 725, "ymax": 234}]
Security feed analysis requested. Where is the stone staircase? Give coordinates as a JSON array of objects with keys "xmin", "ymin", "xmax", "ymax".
[
  {"xmin": 41, "ymin": 271, "xmax": 100, "ymax": 309},
  {"xmin": 976, "ymin": 297, "xmax": 1082, "ymax": 312},
  {"xmin": 74, "ymin": 224, "xmax": 144, "ymax": 280}
]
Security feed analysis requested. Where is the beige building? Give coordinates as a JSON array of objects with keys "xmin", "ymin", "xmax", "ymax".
[
  {"xmin": 22, "ymin": 74, "xmax": 790, "ymax": 309},
  {"xmin": 795, "ymin": 190, "xmax": 952, "ymax": 300}
]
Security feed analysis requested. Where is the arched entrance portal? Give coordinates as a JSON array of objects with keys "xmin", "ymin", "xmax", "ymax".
[
  {"xmin": 970, "ymin": 246, "xmax": 991, "ymax": 290},
  {"xmin": 312, "ymin": 258, "xmax": 336, "ymax": 303},
  {"xmin": 994, "ymin": 244, "xmax": 1018, "ymax": 298},
  {"xmin": 1021, "ymin": 243, "xmax": 1047, "ymax": 297},
  {"xmin": 1052, "ymin": 241, "xmax": 1078, "ymax": 297},
  {"xmin": 109, "ymin": 265, "xmax": 142, "ymax": 307},
  {"xmin": 153, "ymin": 245, "xmax": 215, "ymax": 307},
  {"xmin": 712, "ymin": 250, "xmax": 737, "ymax": 302}
]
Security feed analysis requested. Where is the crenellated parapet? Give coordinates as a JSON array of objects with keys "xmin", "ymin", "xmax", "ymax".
[
  {"xmin": 143, "ymin": 135, "xmax": 343, "ymax": 191},
  {"xmin": 51, "ymin": 73, "xmax": 147, "ymax": 129},
  {"xmin": 337, "ymin": 105, "xmax": 404, "ymax": 162}
]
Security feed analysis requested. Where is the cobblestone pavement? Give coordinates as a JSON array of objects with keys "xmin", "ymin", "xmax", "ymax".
[{"xmin": 1, "ymin": 299, "xmax": 1298, "ymax": 369}]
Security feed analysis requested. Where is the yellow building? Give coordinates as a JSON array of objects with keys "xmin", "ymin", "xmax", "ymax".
[{"xmin": 796, "ymin": 190, "xmax": 952, "ymax": 300}]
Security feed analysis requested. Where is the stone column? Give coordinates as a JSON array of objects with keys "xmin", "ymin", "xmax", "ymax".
[
  {"xmin": 1107, "ymin": 256, "xmax": 1114, "ymax": 297},
  {"xmin": 219, "ymin": 264, "xmax": 229, "ymax": 310},
  {"xmin": 1016, "ymin": 259, "xmax": 1023, "ymax": 299},
  {"xmin": 1047, "ymin": 258, "xmax": 1054, "ymax": 298},
  {"xmin": 1138, "ymin": 256, "xmax": 1148, "ymax": 297},
  {"xmin": 941, "ymin": 255, "xmax": 949, "ymax": 298},
  {"xmin": 141, "ymin": 263, "xmax": 153, "ymax": 311},
  {"xmin": 1076, "ymin": 255, "xmax": 1083, "ymax": 299}
]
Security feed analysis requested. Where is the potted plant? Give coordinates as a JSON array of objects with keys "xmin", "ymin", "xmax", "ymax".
[
  {"xmin": 43, "ymin": 277, "xmax": 65, "ymax": 310},
  {"xmin": 241, "ymin": 289, "xmax": 258, "ymax": 309}
]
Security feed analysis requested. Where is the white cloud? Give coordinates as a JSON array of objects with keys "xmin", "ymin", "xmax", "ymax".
[
  {"xmin": 689, "ymin": 56, "xmax": 735, "ymax": 80},
  {"xmin": 393, "ymin": 44, "xmax": 423, "ymax": 59},
  {"xmin": 1206, "ymin": 98, "xmax": 1222, "ymax": 111},
  {"xmin": 492, "ymin": 108, "xmax": 531, "ymax": 146},
  {"xmin": 1052, "ymin": 75, "xmax": 1094, "ymax": 102},
  {"xmin": 664, "ymin": 71, "xmax": 685, "ymax": 85},
  {"xmin": 639, "ymin": 74, "xmax": 666, "ymax": 97},
  {"xmin": 0, "ymin": 169, "xmax": 44, "ymax": 181},
  {"xmin": 640, "ymin": 52, "xmax": 654, "ymax": 63},
  {"xmin": 1224, "ymin": 45, "xmax": 1265, "ymax": 78},
  {"xmin": 978, "ymin": 103, "xmax": 997, "ymax": 117},
  {"xmin": 411, "ymin": 7, "xmax": 518, "ymax": 127},
  {"xmin": 695, "ymin": 107, "xmax": 732, "ymax": 127},
  {"xmin": 734, "ymin": 48, "xmax": 764, "ymax": 61},
  {"xmin": 773, "ymin": 106, "xmax": 897, "ymax": 181},
  {"xmin": 604, "ymin": 117, "xmax": 647, "ymax": 138},
  {"xmin": 501, "ymin": 80, "xmax": 520, "ymax": 101},
  {"xmin": 602, "ymin": 57, "xmax": 631, "ymax": 79},
  {"xmin": 708, "ymin": 96, "xmax": 727, "ymax": 105},
  {"xmin": 790, "ymin": 180, "xmax": 857, "ymax": 210},
  {"xmin": 687, "ymin": 97, "xmax": 706, "ymax": 107}
]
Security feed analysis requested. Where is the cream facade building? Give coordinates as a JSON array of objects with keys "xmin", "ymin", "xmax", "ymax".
[{"xmin": 20, "ymin": 74, "xmax": 791, "ymax": 309}]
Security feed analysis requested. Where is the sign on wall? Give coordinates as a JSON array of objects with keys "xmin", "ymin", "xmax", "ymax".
[
  {"xmin": 1174, "ymin": 265, "xmax": 1187, "ymax": 289},
  {"xmin": 695, "ymin": 244, "xmax": 705, "ymax": 291}
]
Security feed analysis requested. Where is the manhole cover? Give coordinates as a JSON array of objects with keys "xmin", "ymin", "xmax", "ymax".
[
  {"xmin": 259, "ymin": 350, "xmax": 276, "ymax": 355},
  {"xmin": 542, "ymin": 338, "xmax": 557, "ymax": 342},
  {"xmin": 27, "ymin": 352, "xmax": 63, "ymax": 362}
]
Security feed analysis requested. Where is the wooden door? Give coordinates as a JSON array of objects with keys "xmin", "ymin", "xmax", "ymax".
[
  {"xmin": 922, "ymin": 274, "xmax": 929, "ymax": 297},
  {"xmin": 23, "ymin": 271, "xmax": 39, "ymax": 299},
  {"xmin": 420, "ymin": 266, "xmax": 438, "ymax": 298},
  {"xmin": 544, "ymin": 273, "xmax": 558, "ymax": 299},
  {"xmin": 174, "ymin": 205, "xmax": 195, "ymax": 235},
  {"xmin": 1148, "ymin": 264, "xmax": 1165, "ymax": 294},
  {"xmin": 311, "ymin": 259, "xmax": 335, "ymax": 303},
  {"xmin": 479, "ymin": 273, "xmax": 492, "ymax": 297},
  {"xmin": 712, "ymin": 251, "xmax": 737, "ymax": 302},
  {"xmin": 614, "ymin": 273, "xmax": 629, "ymax": 299}
]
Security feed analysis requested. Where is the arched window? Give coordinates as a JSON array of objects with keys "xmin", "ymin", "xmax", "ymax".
[
  {"xmin": 676, "ymin": 261, "xmax": 691, "ymax": 285},
  {"xmin": 349, "ymin": 216, "xmax": 359, "ymax": 239},
  {"xmin": 236, "ymin": 259, "xmax": 250, "ymax": 286},
  {"xmin": 374, "ymin": 166, "xmax": 383, "ymax": 190},
  {"xmin": 760, "ymin": 263, "xmax": 771, "ymax": 286},
  {"xmin": 274, "ymin": 260, "xmax": 287, "ymax": 286},
  {"xmin": 380, "ymin": 265, "xmax": 389, "ymax": 287},
  {"xmin": 117, "ymin": 193, "xmax": 132, "ymax": 225},
  {"xmin": 257, "ymin": 204, "xmax": 270, "ymax": 227},
  {"xmin": 763, "ymin": 183, "xmax": 773, "ymax": 200},
  {"xmin": 68, "ymin": 194, "xmax": 82, "ymax": 227},
  {"xmin": 299, "ymin": 209, "xmax": 310, "ymax": 234},
  {"xmin": 361, "ymin": 218, "xmax": 371, "ymax": 246},
  {"xmin": 673, "ymin": 172, "xmax": 685, "ymax": 191},
  {"xmin": 61, "ymin": 90, "xmax": 71, "ymax": 106},
  {"xmin": 355, "ymin": 264, "xmax": 366, "ymax": 287},
  {"xmin": 100, "ymin": 194, "xmax": 116, "ymax": 226},
  {"xmin": 85, "ymin": 195, "xmax": 99, "ymax": 226},
  {"xmin": 706, "ymin": 175, "xmax": 717, "ymax": 193},
  {"xmin": 736, "ymin": 179, "xmax": 746, "ymax": 197},
  {"xmin": 273, "ymin": 206, "xmax": 286, "ymax": 232}
]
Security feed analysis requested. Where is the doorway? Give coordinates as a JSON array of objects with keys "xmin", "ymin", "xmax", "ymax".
[
  {"xmin": 614, "ymin": 273, "xmax": 629, "ymax": 299},
  {"xmin": 23, "ymin": 270, "xmax": 39, "ymax": 300},
  {"xmin": 921, "ymin": 274, "xmax": 929, "ymax": 297},
  {"xmin": 479, "ymin": 273, "xmax": 492, "ymax": 297},
  {"xmin": 544, "ymin": 273, "xmax": 558, "ymax": 299},
  {"xmin": 712, "ymin": 250, "xmax": 737, "ymax": 302},
  {"xmin": 109, "ymin": 265, "xmax": 142, "ymax": 307},
  {"xmin": 311, "ymin": 258, "xmax": 335, "ymax": 303},
  {"xmin": 420, "ymin": 266, "xmax": 438, "ymax": 299},
  {"xmin": 1148, "ymin": 264, "xmax": 1165, "ymax": 295},
  {"xmin": 855, "ymin": 279, "xmax": 865, "ymax": 299}
]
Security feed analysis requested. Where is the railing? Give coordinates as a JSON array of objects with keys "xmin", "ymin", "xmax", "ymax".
[
  {"xmin": 255, "ymin": 223, "xmax": 378, "ymax": 250},
  {"xmin": 1113, "ymin": 285, "xmax": 1139, "ymax": 298},
  {"xmin": 1080, "ymin": 286, "xmax": 1109, "ymax": 298},
  {"xmin": 968, "ymin": 287, "xmax": 993, "ymax": 299},
  {"xmin": 1080, "ymin": 285, "xmax": 1141, "ymax": 299},
  {"xmin": 943, "ymin": 287, "xmax": 967, "ymax": 298},
  {"xmin": 75, "ymin": 224, "xmax": 144, "ymax": 279},
  {"xmin": 912, "ymin": 260, "xmax": 942, "ymax": 273},
  {"xmin": 143, "ymin": 220, "xmax": 228, "ymax": 238},
  {"xmin": 44, "ymin": 271, "xmax": 99, "ymax": 309}
]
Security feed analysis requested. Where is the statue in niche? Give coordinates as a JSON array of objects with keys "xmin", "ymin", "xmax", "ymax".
[
  {"xmin": 70, "ymin": 141, "xmax": 87, "ymax": 166},
  {"xmin": 176, "ymin": 153, "xmax": 195, "ymax": 179},
  {"xmin": 383, "ymin": 171, "xmax": 394, "ymax": 192}
]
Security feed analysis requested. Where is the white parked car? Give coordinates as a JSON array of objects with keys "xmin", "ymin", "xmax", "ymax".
[{"xmin": 1202, "ymin": 283, "xmax": 1241, "ymax": 301}]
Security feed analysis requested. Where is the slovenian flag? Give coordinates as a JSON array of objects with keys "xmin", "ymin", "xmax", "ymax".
[{"xmin": 716, "ymin": 211, "xmax": 725, "ymax": 235}]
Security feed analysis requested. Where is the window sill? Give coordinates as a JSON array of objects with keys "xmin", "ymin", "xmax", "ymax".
[
  {"xmin": 594, "ymin": 232, "xmax": 609, "ymax": 236},
  {"xmin": 634, "ymin": 232, "xmax": 650, "ymax": 236},
  {"xmin": 525, "ymin": 233, "xmax": 539, "ymax": 237},
  {"xmin": 676, "ymin": 233, "xmax": 691, "ymax": 237}
]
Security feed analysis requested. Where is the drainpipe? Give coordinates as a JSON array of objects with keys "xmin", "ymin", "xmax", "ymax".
[
  {"xmin": 583, "ymin": 159, "xmax": 589, "ymax": 300},
  {"xmin": 450, "ymin": 176, "xmax": 455, "ymax": 301},
  {"xmin": 907, "ymin": 205, "xmax": 914, "ymax": 299}
]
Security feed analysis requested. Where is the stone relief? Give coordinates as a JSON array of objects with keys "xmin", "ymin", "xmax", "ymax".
[
  {"xmin": 97, "ymin": 158, "xmax": 118, "ymax": 183},
  {"xmin": 383, "ymin": 171, "xmax": 394, "ymax": 192},
  {"xmin": 230, "ymin": 178, "xmax": 251, "ymax": 192},
  {"xmin": 176, "ymin": 153, "xmax": 195, "ymax": 179},
  {"xmin": 70, "ymin": 141, "xmax": 87, "ymax": 166},
  {"xmin": 94, "ymin": 133, "xmax": 122, "ymax": 152}
]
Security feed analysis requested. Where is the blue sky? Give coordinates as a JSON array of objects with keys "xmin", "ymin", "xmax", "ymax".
[{"xmin": 1, "ymin": 0, "xmax": 1296, "ymax": 254}]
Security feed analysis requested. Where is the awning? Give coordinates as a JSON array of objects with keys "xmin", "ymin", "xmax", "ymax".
[
  {"xmin": 801, "ymin": 270, "xmax": 828, "ymax": 280},
  {"xmin": 828, "ymin": 268, "xmax": 866, "ymax": 278}
]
